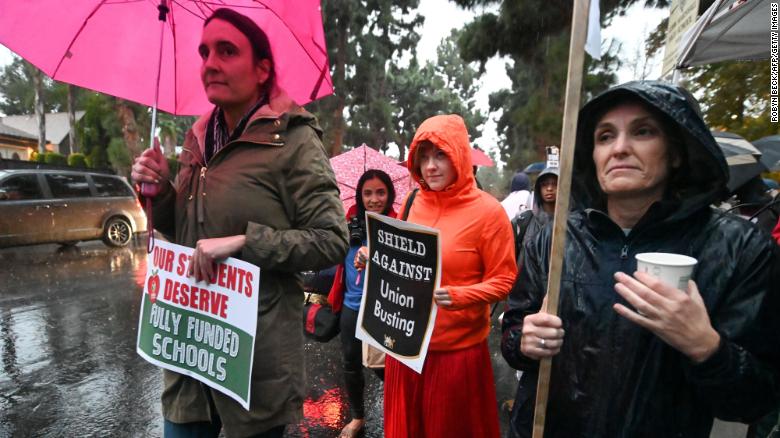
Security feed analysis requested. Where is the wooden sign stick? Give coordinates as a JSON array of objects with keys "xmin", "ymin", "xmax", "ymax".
[{"xmin": 531, "ymin": 0, "xmax": 590, "ymax": 437}]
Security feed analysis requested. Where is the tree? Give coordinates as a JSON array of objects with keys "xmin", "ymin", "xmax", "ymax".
[
  {"xmin": 78, "ymin": 93, "xmax": 114, "ymax": 169},
  {"xmin": 0, "ymin": 56, "xmax": 71, "ymax": 115},
  {"xmin": 450, "ymin": 0, "xmax": 668, "ymax": 170},
  {"xmin": 115, "ymin": 98, "xmax": 146, "ymax": 159},
  {"xmin": 157, "ymin": 116, "xmax": 178, "ymax": 157},
  {"xmin": 67, "ymin": 85, "xmax": 79, "ymax": 154},
  {"xmin": 32, "ymin": 66, "xmax": 46, "ymax": 153},
  {"xmin": 107, "ymin": 137, "xmax": 132, "ymax": 178},
  {"xmin": 389, "ymin": 30, "xmax": 486, "ymax": 160},
  {"xmin": 308, "ymin": 0, "xmax": 423, "ymax": 156},
  {"xmin": 0, "ymin": 55, "xmax": 87, "ymax": 154}
]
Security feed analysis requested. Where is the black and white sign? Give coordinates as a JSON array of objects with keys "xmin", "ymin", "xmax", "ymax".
[{"xmin": 356, "ymin": 212, "xmax": 440, "ymax": 373}]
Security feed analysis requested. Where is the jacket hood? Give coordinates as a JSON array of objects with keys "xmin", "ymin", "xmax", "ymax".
[
  {"xmin": 510, "ymin": 172, "xmax": 531, "ymax": 192},
  {"xmin": 533, "ymin": 166, "xmax": 559, "ymax": 210},
  {"xmin": 573, "ymin": 80, "xmax": 728, "ymax": 219},
  {"xmin": 407, "ymin": 114, "xmax": 476, "ymax": 196}
]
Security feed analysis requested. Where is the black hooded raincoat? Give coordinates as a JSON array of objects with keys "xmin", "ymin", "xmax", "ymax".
[{"xmin": 501, "ymin": 81, "xmax": 780, "ymax": 438}]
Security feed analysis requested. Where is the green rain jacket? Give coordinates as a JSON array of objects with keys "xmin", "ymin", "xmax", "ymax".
[{"xmin": 150, "ymin": 89, "xmax": 348, "ymax": 437}]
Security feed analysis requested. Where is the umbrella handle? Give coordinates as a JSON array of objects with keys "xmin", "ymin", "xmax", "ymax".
[
  {"xmin": 139, "ymin": 183, "xmax": 160, "ymax": 198},
  {"xmin": 140, "ymin": 138, "xmax": 162, "ymax": 198}
]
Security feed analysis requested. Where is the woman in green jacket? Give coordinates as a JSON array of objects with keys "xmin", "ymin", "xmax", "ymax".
[{"xmin": 131, "ymin": 8, "xmax": 347, "ymax": 438}]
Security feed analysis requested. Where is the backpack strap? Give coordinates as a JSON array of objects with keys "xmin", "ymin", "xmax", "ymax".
[
  {"xmin": 512, "ymin": 210, "xmax": 535, "ymax": 259},
  {"xmin": 401, "ymin": 188, "xmax": 419, "ymax": 221}
]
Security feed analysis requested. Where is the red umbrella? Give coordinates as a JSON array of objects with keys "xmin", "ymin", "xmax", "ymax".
[{"xmin": 330, "ymin": 144, "xmax": 412, "ymax": 212}]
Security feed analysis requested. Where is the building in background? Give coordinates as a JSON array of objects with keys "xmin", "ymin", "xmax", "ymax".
[
  {"xmin": 0, "ymin": 121, "xmax": 36, "ymax": 160},
  {"xmin": 0, "ymin": 111, "xmax": 85, "ymax": 155}
]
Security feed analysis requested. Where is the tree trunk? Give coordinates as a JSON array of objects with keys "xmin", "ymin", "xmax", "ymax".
[
  {"xmin": 67, "ymin": 85, "xmax": 78, "ymax": 154},
  {"xmin": 115, "ymin": 99, "xmax": 141, "ymax": 158},
  {"xmin": 32, "ymin": 68, "xmax": 46, "ymax": 154},
  {"xmin": 329, "ymin": 15, "xmax": 348, "ymax": 157}
]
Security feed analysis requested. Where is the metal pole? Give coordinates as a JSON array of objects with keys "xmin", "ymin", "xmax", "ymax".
[{"xmin": 149, "ymin": 0, "xmax": 169, "ymax": 149}]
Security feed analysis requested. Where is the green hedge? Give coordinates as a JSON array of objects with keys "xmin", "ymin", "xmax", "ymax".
[
  {"xmin": 43, "ymin": 152, "xmax": 67, "ymax": 165},
  {"xmin": 67, "ymin": 153, "xmax": 88, "ymax": 167},
  {"xmin": 167, "ymin": 156, "xmax": 179, "ymax": 177}
]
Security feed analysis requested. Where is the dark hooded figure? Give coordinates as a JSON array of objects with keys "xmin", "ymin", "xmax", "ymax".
[
  {"xmin": 501, "ymin": 81, "xmax": 780, "ymax": 438},
  {"xmin": 511, "ymin": 166, "xmax": 558, "ymax": 264}
]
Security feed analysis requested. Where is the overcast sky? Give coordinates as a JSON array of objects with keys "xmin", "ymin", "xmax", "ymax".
[{"xmin": 0, "ymin": 1, "xmax": 668, "ymax": 164}]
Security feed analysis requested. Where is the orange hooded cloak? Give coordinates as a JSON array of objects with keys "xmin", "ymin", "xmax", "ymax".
[{"xmin": 403, "ymin": 114, "xmax": 517, "ymax": 351}]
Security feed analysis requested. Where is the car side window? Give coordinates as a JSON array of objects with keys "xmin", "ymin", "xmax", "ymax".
[
  {"xmin": 93, "ymin": 175, "xmax": 133, "ymax": 197},
  {"xmin": 45, "ymin": 173, "xmax": 91, "ymax": 198},
  {"xmin": 0, "ymin": 174, "xmax": 43, "ymax": 201}
]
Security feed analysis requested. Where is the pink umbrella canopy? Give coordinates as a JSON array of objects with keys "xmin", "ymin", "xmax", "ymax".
[
  {"xmin": 471, "ymin": 148, "xmax": 495, "ymax": 167},
  {"xmin": 0, "ymin": 0, "xmax": 333, "ymax": 115},
  {"xmin": 330, "ymin": 144, "xmax": 412, "ymax": 213}
]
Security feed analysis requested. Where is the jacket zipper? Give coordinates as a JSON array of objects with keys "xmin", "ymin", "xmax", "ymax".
[
  {"xmin": 620, "ymin": 244, "xmax": 629, "ymax": 259},
  {"xmin": 197, "ymin": 166, "xmax": 207, "ymax": 225},
  {"xmin": 192, "ymin": 117, "xmax": 284, "ymax": 226}
]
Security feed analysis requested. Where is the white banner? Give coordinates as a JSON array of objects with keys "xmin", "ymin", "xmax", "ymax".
[{"xmin": 136, "ymin": 240, "xmax": 260, "ymax": 410}]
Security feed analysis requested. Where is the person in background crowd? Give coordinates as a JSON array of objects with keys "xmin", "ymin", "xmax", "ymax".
[
  {"xmin": 511, "ymin": 166, "xmax": 558, "ymax": 264},
  {"xmin": 502, "ymin": 171, "xmax": 532, "ymax": 219},
  {"xmin": 329, "ymin": 169, "xmax": 396, "ymax": 438},
  {"xmin": 732, "ymin": 176, "xmax": 780, "ymax": 234},
  {"xmin": 502, "ymin": 81, "xmax": 780, "ymax": 438},
  {"xmin": 131, "ymin": 8, "xmax": 347, "ymax": 437},
  {"xmin": 383, "ymin": 114, "xmax": 517, "ymax": 438}
]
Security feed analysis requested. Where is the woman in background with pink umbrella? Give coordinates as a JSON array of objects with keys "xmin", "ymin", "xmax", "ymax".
[
  {"xmin": 132, "ymin": 8, "xmax": 347, "ymax": 437},
  {"xmin": 328, "ymin": 169, "xmax": 397, "ymax": 437}
]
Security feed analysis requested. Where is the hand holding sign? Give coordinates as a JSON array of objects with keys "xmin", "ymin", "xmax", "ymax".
[
  {"xmin": 189, "ymin": 235, "xmax": 247, "ymax": 282},
  {"xmin": 137, "ymin": 240, "xmax": 260, "ymax": 410},
  {"xmin": 433, "ymin": 288, "xmax": 453, "ymax": 308},
  {"xmin": 354, "ymin": 246, "xmax": 369, "ymax": 270}
]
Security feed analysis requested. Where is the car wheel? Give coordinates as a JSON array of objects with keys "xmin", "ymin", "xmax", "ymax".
[{"xmin": 103, "ymin": 217, "xmax": 132, "ymax": 247}]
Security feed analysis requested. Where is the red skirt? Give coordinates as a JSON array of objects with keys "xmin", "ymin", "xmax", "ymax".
[{"xmin": 384, "ymin": 341, "xmax": 501, "ymax": 438}]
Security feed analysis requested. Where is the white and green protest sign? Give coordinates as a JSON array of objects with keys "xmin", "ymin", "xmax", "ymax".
[{"xmin": 136, "ymin": 240, "xmax": 259, "ymax": 410}]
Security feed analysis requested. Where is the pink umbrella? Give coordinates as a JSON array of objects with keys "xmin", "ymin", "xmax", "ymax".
[
  {"xmin": 0, "ymin": 0, "xmax": 332, "ymax": 116},
  {"xmin": 0, "ymin": 0, "xmax": 333, "ymax": 249},
  {"xmin": 471, "ymin": 148, "xmax": 495, "ymax": 167},
  {"xmin": 330, "ymin": 144, "xmax": 412, "ymax": 213}
]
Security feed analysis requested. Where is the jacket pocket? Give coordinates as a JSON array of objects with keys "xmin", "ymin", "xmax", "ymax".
[{"xmin": 451, "ymin": 248, "xmax": 480, "ymax": 274}]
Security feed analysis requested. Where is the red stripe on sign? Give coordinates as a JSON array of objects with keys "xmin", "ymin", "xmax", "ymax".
[{"xmin": 306, "ymin": 304, "xmax": 320, "ymax": 333}]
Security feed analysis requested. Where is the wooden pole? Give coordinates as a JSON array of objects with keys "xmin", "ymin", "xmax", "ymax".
[{"xmin": 531, "ymin": 0, "xmax": 590, "ymax": 437}]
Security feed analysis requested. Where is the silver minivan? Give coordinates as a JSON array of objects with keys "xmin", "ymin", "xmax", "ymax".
[{"xmin": 0, "ymin": 169, "xmax": 147, "ymax": 248}]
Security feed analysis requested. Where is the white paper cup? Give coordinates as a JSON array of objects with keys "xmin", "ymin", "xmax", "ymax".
[{"xmin": 635, "ymin": 252, "xmax": 697, "ymax": 291}]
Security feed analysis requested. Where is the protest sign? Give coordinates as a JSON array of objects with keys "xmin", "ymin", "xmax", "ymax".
[
  {"xmin": 136, "ymin": 240, "xmax": 259, "ymax": 410},
  {"xmin": 356, "ymin": 212, "xmax": 440, "ymax": 373}
]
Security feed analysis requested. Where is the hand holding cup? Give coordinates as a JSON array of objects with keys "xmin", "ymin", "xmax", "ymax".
[{"xmin": 613, "ymin": 253, "xmax": 720, "ymax": 363}]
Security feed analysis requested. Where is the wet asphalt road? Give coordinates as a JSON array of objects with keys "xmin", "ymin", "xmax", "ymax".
[
  {"xmin": 0, "ymin": 239, "xmax": 747, "ymax": 437},
  {"xmin": 0, "ymin": 239, "xmax": 517, "ymax": 437}
]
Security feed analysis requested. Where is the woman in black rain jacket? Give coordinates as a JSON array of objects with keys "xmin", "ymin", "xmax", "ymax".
[{"xmin": 501, "ymin": 81, "xmax": 780, "ymax": 438}]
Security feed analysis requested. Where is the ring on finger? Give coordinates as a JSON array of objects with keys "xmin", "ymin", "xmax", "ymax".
[{"xmin": 538, "ymin": 338, "xmax": 547, "ymax": 349}]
